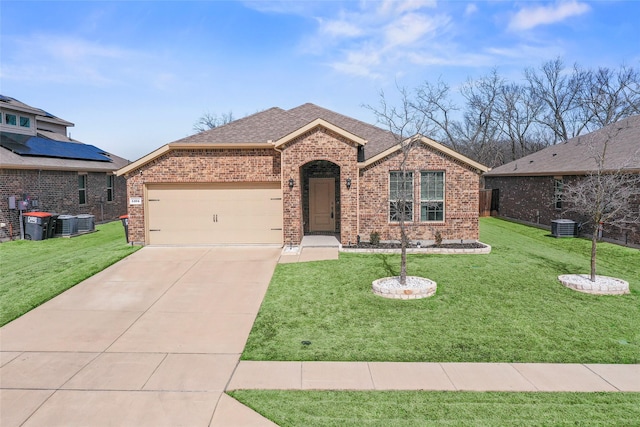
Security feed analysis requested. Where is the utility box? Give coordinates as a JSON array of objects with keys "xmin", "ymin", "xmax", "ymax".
[
  {"xmin": 23, "ymin": 212, "xmax": 52, "ymax": 241},
  {"xmin": 47, "ymin": 213, "xmax": 60, "ymax": 238},
  {"xmin": 551, "ymin": 219, "xmax": 577, "ymax": 238},
  {"xmin": 77, "ymin": 214, "xmax": 95, "ymax": 232},
  {"xmin": 56, "ymin": 215, "xmax": 78, "ymax": 236}
]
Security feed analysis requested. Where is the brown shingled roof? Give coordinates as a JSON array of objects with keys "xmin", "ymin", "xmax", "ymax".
[
  {"xmin": 169, "ymin": 103, "xmax": 398, "ymax": 160},
  {"xmin": 485, "ymin": 115, "xmax": 640, "ymax": 176}
]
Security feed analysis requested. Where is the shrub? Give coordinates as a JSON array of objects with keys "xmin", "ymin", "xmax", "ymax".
[{"xmin": 370, "ymin": 231, "xmax": 380, "ymax": 246}]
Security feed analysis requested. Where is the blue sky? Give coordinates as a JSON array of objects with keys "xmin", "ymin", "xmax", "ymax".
[{"xmin": 2, "ymin": 0, "xmax": 639, "ymax": 161}]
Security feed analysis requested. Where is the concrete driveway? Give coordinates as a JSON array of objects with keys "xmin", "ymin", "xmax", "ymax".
[{"xmin": 0, "ymin": 246, "xmax": 281, "ymax": 427}]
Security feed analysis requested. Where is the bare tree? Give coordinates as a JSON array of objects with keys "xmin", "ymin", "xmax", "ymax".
[
  {"xmin": 561, "ymin": 122, "xmax": 640, "ymax": 281},
  {"xmin": 414, "ymin": 78, "xmax": 460, "ymax": 151},
  {"xmin": 193, "ymin": 111, "xmax": 235, "ymax": 133},
  {"xmin": 495, "ymin": 82, "xmax": 547, "ymax": 162},
  {"xmin": 525, "ymin": 58, "xmax": 588, "ymax": 143},
  {"xmin": 581, "ymin": 65, "xmax": 640, "ymax": 130},
  {"xmin": 365, "ymin": 86, "xmax": 431, "ymax": 285}
]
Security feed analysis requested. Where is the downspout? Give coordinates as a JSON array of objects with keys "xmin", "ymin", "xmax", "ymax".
[
  {"xmin": 272, "ymin": 142, "xmax": 287, "ymax": 247},
  {"xmin": 356, "ymin": 164, "xmax": 360, "ymax": 243}
]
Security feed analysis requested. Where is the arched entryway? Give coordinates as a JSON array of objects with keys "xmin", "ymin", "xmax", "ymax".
[{"xmin": 301, "ymin": 160, "xmax": 341, "ymax": 238}]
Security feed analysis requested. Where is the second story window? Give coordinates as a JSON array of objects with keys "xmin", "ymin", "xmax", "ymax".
[
  {"xmin": 5, "ymin": 113, "xmax": 17, "ymax": 126},
  {"xmin": 19, "ymin": 116, "xmax": 31, "ymax": 128}
]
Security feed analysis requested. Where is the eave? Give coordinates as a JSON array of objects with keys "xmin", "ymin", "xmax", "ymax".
[{"xmin": 117, "ymin": 142, "xmax": 275, "ymax": 176}]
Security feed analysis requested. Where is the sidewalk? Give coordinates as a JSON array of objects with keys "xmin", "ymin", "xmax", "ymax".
[{"xmin": 228, "ymin": 361, "xmax": 640, "ymax": 392}]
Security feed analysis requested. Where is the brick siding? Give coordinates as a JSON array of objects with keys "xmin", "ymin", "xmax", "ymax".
[
  {"xmin": 359, "ymin": 144, "xmax": 481, "ymax": 243},
  {"xmin": 122, "ymin": 131, "xmax": 482, "ymax": 246},
  {"xmin": 280, "ymin": 127, "xmax": 359, "ymax": 246},
  {"xmin": 0, "ymin": 168, "xmax": 126, "ymax": 240},
  {"xmin": 123, "ymin": 148, "xmax": 281, "ymax": 244},
  {"xmin": 485, "ymin": 175, "xmax": 640, "ymax": 246}
]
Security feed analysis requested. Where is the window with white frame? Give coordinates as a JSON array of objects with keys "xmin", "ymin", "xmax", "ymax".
[
  {"xmin": 554, "ymin": 178, "xmax": 563, "ymax": 210},
  {"xmin": 106, "ymin": 174, "xmax": 114, "ymax": 202},
  {"xmin": 389, "ymin": 171, "xmax": 413, "ymax": 222},
  {"xmin": 79, "ymin": 174, "xmax": 87, "ymax": 205},
  {"xmin": 421, "ymin": 171, "xmax": 445, "ymax": 221},
  {"xmin": 19, "ymin": 116, "xmax": 31, "ymax": 128}
]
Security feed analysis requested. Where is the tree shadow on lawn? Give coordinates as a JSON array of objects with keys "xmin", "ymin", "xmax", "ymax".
[{"xmin": 377, "ymin": 254, "xmax": 399, "ymax": 277}]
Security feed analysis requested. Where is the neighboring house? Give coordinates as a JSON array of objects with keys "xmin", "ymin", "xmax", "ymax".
[
  {"xmin": 1, "ymin": 95, "xmax": 129, "ymax": 240},
  {"xmin": 118, "ymin": 103, "xmax": 488, "ymax": 246},
  {"xmin": 484, "ymin": 115, "xmax": 640, "ymax": 247}
]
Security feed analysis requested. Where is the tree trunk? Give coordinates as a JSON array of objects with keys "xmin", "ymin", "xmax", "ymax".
[
  {"xmin": 400, "ymin": 219, "xmax": 407, "ymax": 285},
  {"xmin": 590, "ymin": 227, "xmax": 598, "ymax": 282}
]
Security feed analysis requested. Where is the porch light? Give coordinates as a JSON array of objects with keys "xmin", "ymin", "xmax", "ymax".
[
  {"xmin": 346, "ymin": 178, "xmax": 352, "ymax": 189},
  {"xmin": 288, "ymin": 178, "xmax": 295, "ymax": 189}
]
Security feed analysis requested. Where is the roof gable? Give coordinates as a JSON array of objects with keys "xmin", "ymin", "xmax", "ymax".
[
  {"xmin": 360, "ymin": 135, "xmax": 489, "ymax": 173},
  {"xmin": 273, "ymin": 118, "xmax": 367, "ymax": 147}
]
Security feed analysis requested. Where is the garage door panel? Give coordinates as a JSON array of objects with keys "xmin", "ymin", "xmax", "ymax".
[{"xmin": 146, "ymin": 183, "xmax": 283, "ymax": 245}]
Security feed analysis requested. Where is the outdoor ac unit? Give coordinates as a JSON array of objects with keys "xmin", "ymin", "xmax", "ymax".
[
  {"xmin": 77, "ymin": 214, "xmax": 95, "ymax": 232},
  {"xmin": 551, "ymin": 219, "xmax": 577, "ymax": 238},
  {"xmin": 56, "ymin": 215, "xmax": 78, "ymax": 236}
]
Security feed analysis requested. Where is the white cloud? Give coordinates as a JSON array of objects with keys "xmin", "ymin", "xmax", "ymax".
[
  {"xmin": 377, "ymin": 0, "xmax": 437, "ymax": 16},
  {"xmin": 319, "ymin": 19, "xmax": 363, "ymax": 38},
  {"xmin": 465, "ymin": 3, "xmax": 478, "ymax": 16},
  {"xmin": 508, "ymin": 0, "xmax": 591, "ymax": 31},
  {"xmin": 384, "ymin": 13, "xmax": 444, "ymax": 47}
]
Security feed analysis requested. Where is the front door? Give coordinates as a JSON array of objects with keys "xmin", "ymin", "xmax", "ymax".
[{"xmin": 309, "ymin": 178, "xmax": 335, "ymax": 232}]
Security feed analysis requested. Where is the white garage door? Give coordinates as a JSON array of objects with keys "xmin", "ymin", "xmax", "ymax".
[{"xmin": 146, "ymin": 183, "xmax": 283, "ymax": 245}]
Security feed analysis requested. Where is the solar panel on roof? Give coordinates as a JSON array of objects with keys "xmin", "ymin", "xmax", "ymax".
[
  {"xmin": 0, "ymin": 132, "xmax": 112, "ymax": 162},
  {"xmin": 0, "ymin": 95, "xmax": 11, "ymax": 102}
]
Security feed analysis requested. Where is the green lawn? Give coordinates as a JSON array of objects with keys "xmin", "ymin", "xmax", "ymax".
[
  {"xmin": 229, "ymin": 390, "xmax": 640, "ymax": 427},
  {"xmin": 242, "ymin": 217, "xmax": 640, "ymax": 363},
  {"xmin": 0, "ymin": 220, "xmax": 139, "ymax": 326}
]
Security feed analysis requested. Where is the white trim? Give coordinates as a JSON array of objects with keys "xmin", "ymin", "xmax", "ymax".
[
  {"xmin": 273, "ymin": 118, "xmax": 367, "ymax": 148},
  {"xmin": 359, "ymin": 135, "xmax": 488, "ymax": 173}
]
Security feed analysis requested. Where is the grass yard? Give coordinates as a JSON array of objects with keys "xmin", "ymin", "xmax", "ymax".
[
  {"xmin": 0, "ymin": 220, "xmax": 139, "ymax": 326},
  {"xmin": 229, "ymin": 390, "xmax": 640, "ymax": 427},
  {"xmin": 242, "ymin": 217, "xmax": 640, "ymax": 363}
]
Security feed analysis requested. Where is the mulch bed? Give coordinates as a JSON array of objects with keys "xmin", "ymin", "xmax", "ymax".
[{"xmin": 345, "ymin": 242, "xmax": 487, "ymax": 250}]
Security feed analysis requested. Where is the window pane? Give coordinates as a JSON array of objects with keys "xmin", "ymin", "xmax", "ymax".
[
  {"xmin": 79, "ymin": 175, "xmax": 87, "ymax": 205},
  {"xmin": 390, "ymin": 201, "xmax": 413, "ymax": 222},
  {"xmin": 389, "ymin": 171, "xmax": 413, "ymax": 221},
  {"xmin": 421, "ymin": 202, "xmax": 444, "ymax": 221},
  {"xmin": 5, "ymin": 114, "xmax": 16, "ymax": 125},
  {"xmin": 106, "ymin": 175, "xmax": 114, "ymax": 202},
  {"xmin": 19, "ymin": 116, "xmax": 30, "ymax": 127},
  {"xmin": 421, "ymin": 171, "xmax": 444, "ymax": 200},
  {"xmin": 420, "ymin": 172, "xmax": 445, "ymax": 221}
]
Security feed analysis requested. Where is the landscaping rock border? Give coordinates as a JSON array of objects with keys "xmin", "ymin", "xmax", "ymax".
[
  {"xmin": 558, "ymin": 274, "xmax": 630, "ymax": 295},
  {"xmin": 372, "ymin": 276, "xmax": 437, "ymax": 300}
]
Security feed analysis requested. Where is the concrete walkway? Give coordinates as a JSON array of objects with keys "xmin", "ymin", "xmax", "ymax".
[
  {"xmin": 2, "ymin": 246, "xmax": 639, "ymax": 427},
  {"xmin": 1, "ymin": 246, "xmax": 282, "ymax": 427},
  {"xmin": 228, "ymin": 361, "xmax": 640, "ymax": 392}
]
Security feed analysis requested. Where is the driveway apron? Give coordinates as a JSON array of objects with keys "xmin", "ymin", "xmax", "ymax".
[{"xmin": 0, "ymin": 246, "xmax": 281, "ymax": 427}]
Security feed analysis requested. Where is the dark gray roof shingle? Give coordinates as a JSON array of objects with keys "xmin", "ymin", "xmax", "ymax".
[{"xmin": 485, "ymin": 115, "xmax": 640, "ymax": 176}]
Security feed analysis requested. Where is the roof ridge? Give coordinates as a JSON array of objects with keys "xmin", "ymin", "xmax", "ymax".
[{"xmin": 288, "ymin": 102, "xmax": 386, "ymax": 133}]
